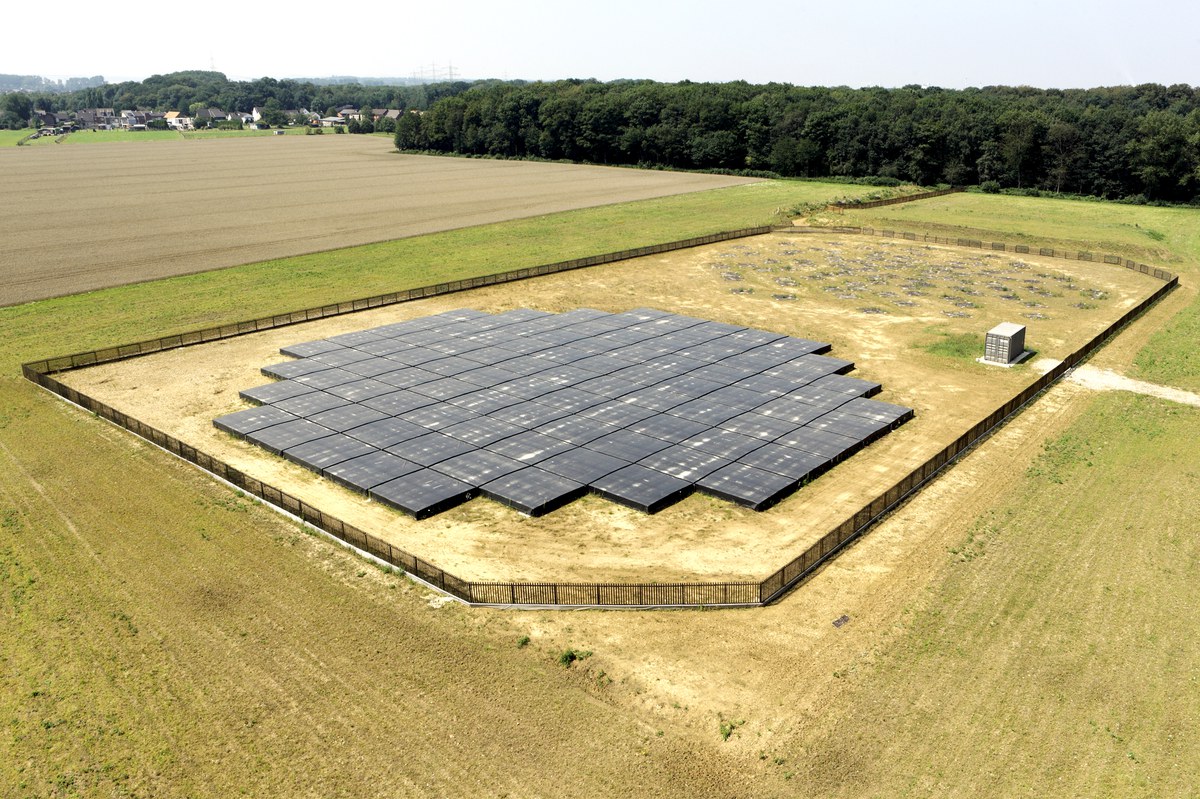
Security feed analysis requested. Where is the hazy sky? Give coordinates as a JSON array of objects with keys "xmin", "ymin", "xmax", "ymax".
[{"xmin": 10, "ymin": 0, "xmax": 1200, "ymax": 88}]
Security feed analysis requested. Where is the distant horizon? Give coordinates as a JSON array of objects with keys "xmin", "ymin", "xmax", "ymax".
[
  {"xmin": 10, "ymin": 69, "xmax": 1200, "ymax": 94},
  {"xmin": 7, "ymin": 0, "xmax": 1199, "ymax": 91}
]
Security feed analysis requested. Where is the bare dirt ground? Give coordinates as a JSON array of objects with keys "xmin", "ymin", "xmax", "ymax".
[
  {"xmin": 0, "ymin": 136, "xmax": 751, "ymax": 306},
  {"xmin": 62, "ymin": 233, "xmax": 1164, "ymax": 585}
]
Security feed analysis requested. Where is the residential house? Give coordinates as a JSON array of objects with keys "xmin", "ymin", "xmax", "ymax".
[
  {"xmin": 33, "ymin": 110, "xmax": 70, "ymax": 128},
  {"xmin": 194, "ymin": 108, "xmax": 229, "ymax": 126},
  {"xmin": 164, "ymin": 111, "xmax": 193, "ymax": 130},
  {"xmin": 76, "ymin": 108, "xmax": 118, "ymax": 129},
  {"xmin": 33, "ymin": 109, "xmax": 70, "ymax": 135},
  {"xmin": 253, "ymin": 106, "xmax": 306, "ymax": 127},
  {"xmin": 119, "ymin": 110, "xmax": 151, "ymax": 129}
]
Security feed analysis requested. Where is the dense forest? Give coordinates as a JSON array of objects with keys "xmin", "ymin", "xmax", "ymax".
[
  {"xmin": 8, "ymin": 72, "xmax": 1199, "ymax": 202},
  {"xmin": 394, "ymin": 80, "xmax": 1200, "ymax": 203}
]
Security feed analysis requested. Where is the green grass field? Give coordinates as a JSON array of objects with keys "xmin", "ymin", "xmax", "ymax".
[
  {"xmin": 179, "ymin": 127, "xmax": 311, "ymax": 139},
  {"xmin": 29, "ymin": 127, "xmax": 182, "ymax": 143},
  {"xmin": 18, "ymin": 127, "xmax": 312, "ymax": 146},
  {"xmin": 820, "ymin": 191, "xmax": 1199, "ymax": 272},
  {"xmin": 0, "ymin": 129, "xmax": 36, "ymax": 147},
  {"xmin": 3, "ymin": 173, "xmax": 1199, "ymax": 796}
]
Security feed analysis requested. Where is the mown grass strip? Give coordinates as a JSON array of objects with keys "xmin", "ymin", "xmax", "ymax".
[
  {"xmin": 822, "ymin": 192, "xmax": 1200, "ymax": 272},
  {"xmin": 1133, "ymin": 301, "xmax": 1200, "ymax": 391}
]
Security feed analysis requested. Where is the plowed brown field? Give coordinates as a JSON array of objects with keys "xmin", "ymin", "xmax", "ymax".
[{"xmin": 0, "ymin": 136, "xmax": 751, "ymax": 306}]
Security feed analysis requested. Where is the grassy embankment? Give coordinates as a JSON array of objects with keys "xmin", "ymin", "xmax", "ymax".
[{"xmin": 0, "ymin": 177, "xmax": 872, "ymax": 797}]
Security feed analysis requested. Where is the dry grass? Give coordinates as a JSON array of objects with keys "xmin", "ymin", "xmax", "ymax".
[{"xmin": 0, "ymin": 388, "xmax": 743, "ymax": 797}]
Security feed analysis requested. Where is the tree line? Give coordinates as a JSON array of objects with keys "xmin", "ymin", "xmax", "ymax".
[
  {"xmin": 9, "ymin": 72, "xmax": 1198, "ymax": 202},
  {"xmin": 392, "ymin": 80, "xmax": 1200, "ymax": 202}
]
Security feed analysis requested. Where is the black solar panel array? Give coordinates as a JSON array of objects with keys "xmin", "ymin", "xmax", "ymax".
[{"xmin": 215, "ymin": 308, "xmax": 913, "ymax": 518}]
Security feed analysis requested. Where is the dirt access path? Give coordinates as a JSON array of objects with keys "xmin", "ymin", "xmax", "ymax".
[
  {"xmin": 1068, "ymin": 364, "xmax": 1200, "ymax": 406},
  {"xmin": 0, "ymin": 136, "xmax": 751, "ymax": 305}
]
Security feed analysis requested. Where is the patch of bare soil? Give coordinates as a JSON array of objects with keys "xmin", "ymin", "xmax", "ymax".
[{"xmin": 61, "ymin": 233, "xmax": 1164, "ymax": 585}]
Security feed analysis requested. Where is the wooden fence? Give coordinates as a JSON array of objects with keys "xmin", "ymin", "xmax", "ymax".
[
  {"xmin": 24, "ymin": 226, "xmax": 771, "ymax": 376},
  {"xmin": 830, "ymin": 186, "xmax": 965, "ymax": 210},
  {"xmin": 780, "ymin": 225, "xmax": 1177, "ymax": 284},
  {"xmin": 21, "ymin": 223, "xmax": 1180, "ymax": 608}
]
